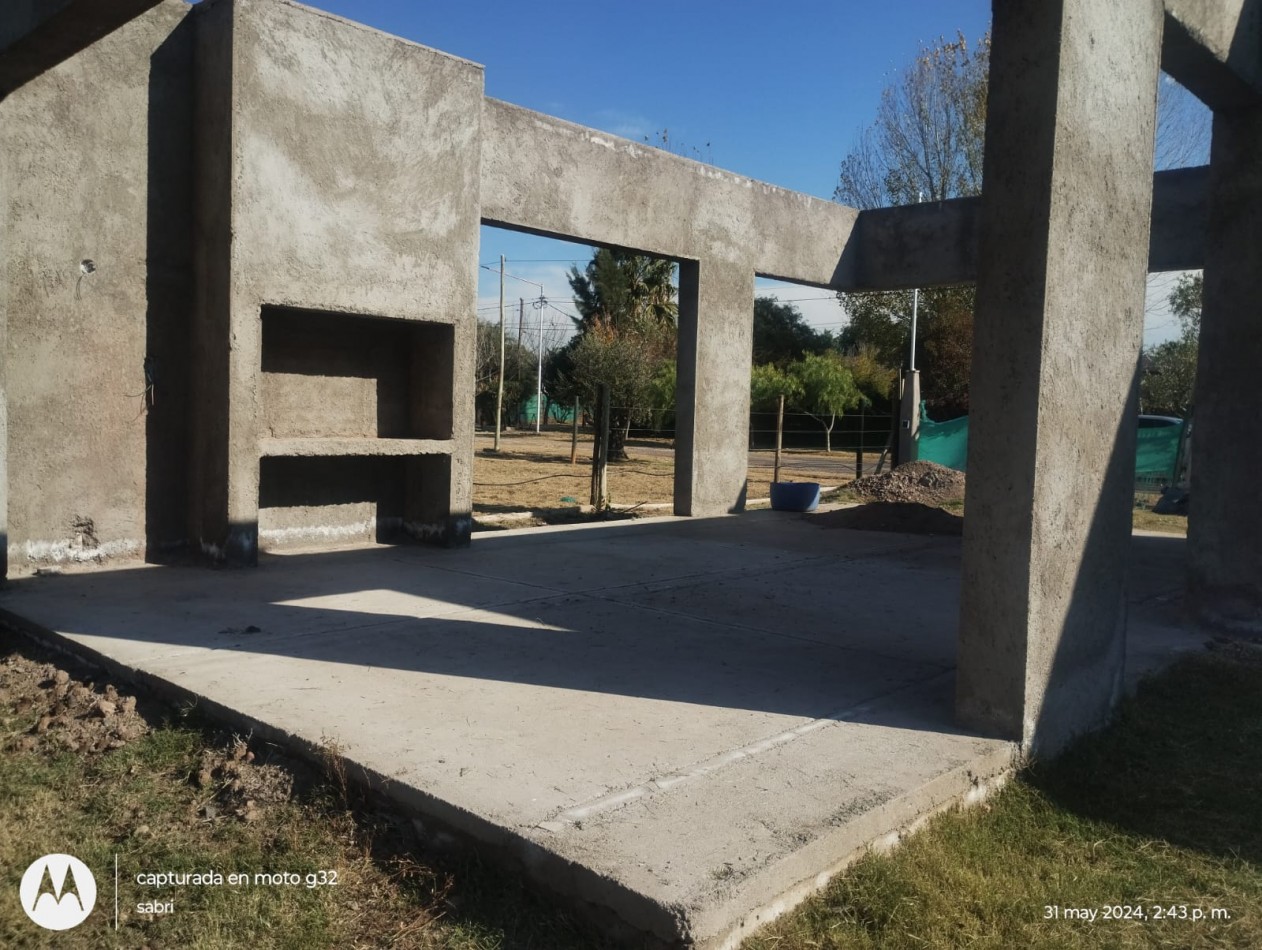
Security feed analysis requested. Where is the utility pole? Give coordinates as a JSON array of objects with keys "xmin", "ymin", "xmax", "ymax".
[
  {"xmin": 518, "ymin": 297, "xmax": 525, "ymax": 427},
  {"xmin": 536, "ymin": 293, "xmax": 545, "ymax": 433},
  {"xmin": 494, "ymin": 255, "xmax": 505, "ymax": 451},
  {"xmin": 773, "ymin": 394, "xmax": 785, "ymax": 484},
  {"xmin": 909, "ymin": 189, "xmax": 923, "ymax": 372},
  {"xmin": 898, "ymin": 191, "xmax": 924, "ymax": 466}
]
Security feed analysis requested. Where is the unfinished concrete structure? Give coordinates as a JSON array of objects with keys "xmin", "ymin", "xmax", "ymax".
[{"xmin": 0, "ymin": 0, "xmax": 1259, "ymax": 940}]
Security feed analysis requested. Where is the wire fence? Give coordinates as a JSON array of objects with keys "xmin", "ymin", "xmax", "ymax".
[
  {"xmin": 478, "ymin": 404, "xmax": 1183, "ymax": 506},
  {"xmin": 485, "ymin": 405, "xmax": 898, "ymax": 455}
]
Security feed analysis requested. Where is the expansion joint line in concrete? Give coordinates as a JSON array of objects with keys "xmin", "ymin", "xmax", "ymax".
[{"xmin": 540, "ymin": 668, "xmax": 957, "ymax": 831}]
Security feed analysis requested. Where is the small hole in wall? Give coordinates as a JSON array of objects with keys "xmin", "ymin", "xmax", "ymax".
[{"xmin": 80, "ymin": 260, "xmax": 96, "ymax": 275}]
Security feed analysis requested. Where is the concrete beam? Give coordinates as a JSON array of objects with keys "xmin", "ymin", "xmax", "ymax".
[
  {"xmin": 958, "ymin": 0, "xmax": 1163, "ymax": 755},
  {"xmin": 1162, "ymin": 0, "xmax": 1262, "ymax": 112},
  {"xmin": 483, "ymin": 101, "xmax": 1209, "ymax": 293},
  {"xmin": 1188, "ymin": 106, "xmax": 1262, "ymax": 633},
  {"xmin": 480, "ymin": 98, "xmax": 859, "ymax": 287},
  {"xmin": 0, "ymin": 0, "xmax": 162, "ymax": 98},
  {"xmin": 852, "ymin": 167, "xmax": 1209, "ymax": 289}
]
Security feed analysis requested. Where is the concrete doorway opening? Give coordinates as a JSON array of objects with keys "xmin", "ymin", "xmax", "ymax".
[{"xmin": 474, "ymin": 226, "xmax": 681, "ymax": 527}]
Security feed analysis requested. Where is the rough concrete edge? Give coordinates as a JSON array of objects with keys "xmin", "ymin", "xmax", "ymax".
[
  {"xmin": 197, "ymin": 0, "xmax": 485, "ymax": 71},
  {"xmin": 0, "ymin": 605, "xmax": 694, "ymax": 946},
  {"xmin": 482, "ymin": 97, "xmax": 859, "ymax": 214},
  {"xmin": 700, "ymin": 744, "xmax": 1018, "ymax": 949}
]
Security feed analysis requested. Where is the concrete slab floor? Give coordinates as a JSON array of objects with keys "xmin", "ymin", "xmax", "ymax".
[{"xmin": 0, "ymin": 511, "xmax": 1201, "ymax": 947}]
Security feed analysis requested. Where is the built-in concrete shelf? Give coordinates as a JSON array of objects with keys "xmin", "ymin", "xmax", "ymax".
[{"xmin": 259, "ymin": 438, "xmax": 453, "ymax": 458}]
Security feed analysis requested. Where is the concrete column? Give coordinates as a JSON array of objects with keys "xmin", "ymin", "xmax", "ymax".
[
  {"xmin": 1188, "ymin": 107, "xmax": 1262, "ymax": 633},
  {"xmin": 957, "ymin": 0, "xmax": 1163, "ymax": 754},
  {"xmin": 0, "ymin": 242, "xmax": 6, "ymax": 580},
  {"xmin": 898, "ymin": 370, "xmax": 920, "ymax": 465},
  {"xmin": 674, "ymin": 258, "xmax": 754, "ymax": 517}
]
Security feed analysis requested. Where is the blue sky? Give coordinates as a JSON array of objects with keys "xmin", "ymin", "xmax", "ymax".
[{"xmin": 294, "ymin": 1, "xmax": 1193, "ymax": 347}]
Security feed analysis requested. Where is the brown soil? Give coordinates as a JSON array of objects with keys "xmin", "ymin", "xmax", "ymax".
[
  {"xmin": 811, "ymin": 502, "xmax": 965, "ymax": 536},
  {"xmin": 1, "ymin": 641, "xmax": 296, "ymax": 822},
  {"xmin": 848, "ymin": 461, "xmax": 966, "ymax": 506},
  {"xmin": 196, "ymin": 741, "xmax": 296, "ymax": 822},
  {"xmin": 473, "ymin": 430, "xmax": 849, "ymax": 514},
  {"xmin": 1, "ymin": 652, "xmax": 149, "ymax": 755}
]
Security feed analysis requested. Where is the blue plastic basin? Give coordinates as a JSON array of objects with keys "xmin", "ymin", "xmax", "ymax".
[{"xmin": 770, "ymin": 481, "xmax": 821, "ymax": 512}]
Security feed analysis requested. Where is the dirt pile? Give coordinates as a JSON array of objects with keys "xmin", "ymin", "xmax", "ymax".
[
  {"xmin": 2, "ymin": 643, "xmax": 298, "ymax": 823},
  {"xmin": 849, "ymin": 461, "xmax": 966, "ymax": 505},
  {"xmin": 197, "ymin": 740, "xmax": 296, "ymax": 822},
  {"xmin": 1, "ymin": 653, "xmax": 149, "ymax": 754}
]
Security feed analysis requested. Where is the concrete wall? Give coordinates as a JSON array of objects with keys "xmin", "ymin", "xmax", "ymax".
[
  {"xmin": 0, "ymin": 0, "xmax": 194, "ymax": 570},
  {"xmin": 191, "ymin": 0, "xmax": 482, "ymax": 558},
  {"xmin": 0, "ymin": 0, "xmax": 164, "ymax": 98}
]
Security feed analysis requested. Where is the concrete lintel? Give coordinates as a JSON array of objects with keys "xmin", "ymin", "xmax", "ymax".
[
  {"xmin": 480, "ymin": 98, "xmax": 859, "ymax": 285},
  {"xmin": 0, "ymin": 0, "xmax": 162, "ymax": 98},
  {"xmin": 852, "ymin": 167, "xmax": 1209, "ymax": 291},
  {"xmin": 1162, "ymin": 0, "xmax": 1262, "ymax": 112},
  {"xmin": 482, "ymin": 97, "xmax": 1208, "ymax": 294}
]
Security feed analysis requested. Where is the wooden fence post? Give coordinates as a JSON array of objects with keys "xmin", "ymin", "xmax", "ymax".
[
  {"xmin": 590, "ymin": 384, "xmax": 610, "ymax": 510},
  {"xmin": 773, "ymin": 394, "xmax": 785, "ymax": 485}
]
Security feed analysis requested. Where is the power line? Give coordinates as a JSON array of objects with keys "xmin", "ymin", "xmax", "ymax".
[{"xmin": 480, "ymin": 258, "xmax": 590, "ymax": 265}]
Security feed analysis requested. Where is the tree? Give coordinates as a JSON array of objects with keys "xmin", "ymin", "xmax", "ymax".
[
  {"xmin": 835, "ymin": 32, "xmax": 989, "ymax": 210},
  {"xmin": 834, "ymin": 34, "xmax": 1210, "ymax": 419},
  {"xmin": 833, "ymin": 33, "xmax": 989, "ymax": 416},
  {"xmin": 753, "ymin": 296, "xmax": 831, "ymax": 367},
  {"xmin": 838, "ymin": 344, "xmax": 897, "ymax": 408},
  {"xmin": 474, "ymin": 321, "xmax": 537, "ymax": 429},
  {"xmin": 1168, "ymin": 271, "xmax": 1202, "ymax": 337},
  {"xmin": 569, "ymin": 249, "xmax": 677, "ymax": 332},
  {"xmin": 644, "ymin": 359, "xmax": 677, "ymax": 432},
  {"xmin": 836, "ymin": 285, "xmax": 974, "ymax": 417},
  {"xmin": 1141, "ymin": 272, "xmax": 1201, "ymax": 416},
  {"xmin": 750, "ymin": 363, "xmax": 803, "ymax": 413},
  {"xmin": 786, "ymin": 352, "xmax": 862, "ymax": 453},
  {"xmin": 563, "ymin": 249, "xmax": 678, "ymax": 460}
]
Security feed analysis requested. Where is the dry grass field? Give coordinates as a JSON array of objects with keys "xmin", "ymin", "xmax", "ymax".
[{"xmin": 473, "ymin": 429, "xmax": 859, "ymax": 515}]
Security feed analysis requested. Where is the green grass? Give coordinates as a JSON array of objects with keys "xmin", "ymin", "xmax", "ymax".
[
  {"xmin": 1132, "ymin": 507, "xmax": 1188, "ymax": 535},
  {"xmin": 744, "ymin": 648, "xmax": 1262, "ymax": 949}
]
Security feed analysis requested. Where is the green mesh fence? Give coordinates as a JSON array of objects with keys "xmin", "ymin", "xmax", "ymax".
[
  {"xmin": 918, "ymin": 405, "xmax": 970, "ymax": 471},
  {"xmin": 518, "ymin": 395, "xmax": 575, "ymax": 425},
  {"xmin": 1134, "ymin": 423, "xmax": 1185, "ymax": 489},
  {"xmin": 915, "ymin": 403, "xmax": 1183, "ymax": 487}
]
